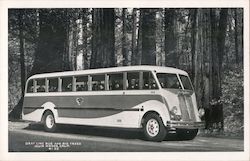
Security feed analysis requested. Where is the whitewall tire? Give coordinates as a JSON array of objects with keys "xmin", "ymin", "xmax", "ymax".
[{"xmin": 143, "ymin": 113, "xmax": 166, "ymax": 142}]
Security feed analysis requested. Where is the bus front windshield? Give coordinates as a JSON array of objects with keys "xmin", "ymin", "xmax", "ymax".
[
  {"xmin": 156, "ymin": 73, "xmax": 193, "ymax": 90},
  {"xmin": 156, "ymin": 73, "xmax": 181, "ymax": 89}
]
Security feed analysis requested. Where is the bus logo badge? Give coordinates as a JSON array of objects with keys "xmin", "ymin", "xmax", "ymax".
[{"xmin": 76, "ymin": 97, "xmax": 84, "ymax": 105}]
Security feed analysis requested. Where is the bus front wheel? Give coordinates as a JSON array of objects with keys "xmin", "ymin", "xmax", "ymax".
[
  {"xmin": 42, "ymin": 111, "xmax": 56, "ymax": 132},
  {"xmin": 143, "ymin": 113, "xmax": 166, "ymax": 142}
]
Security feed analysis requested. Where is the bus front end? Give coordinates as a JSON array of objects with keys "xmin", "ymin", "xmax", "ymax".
[{"xmin": 156, "ymin": 72, "xmax": 205, "ymax": 139}]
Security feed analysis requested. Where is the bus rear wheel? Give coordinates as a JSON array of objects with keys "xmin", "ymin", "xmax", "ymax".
[
  {"xmin": 143, "ymin": 113, "xmax": 166, "ymax": 142},
  {"xmin": 42, "ymin": 111, "xmax": 56, "ymax": 132}
]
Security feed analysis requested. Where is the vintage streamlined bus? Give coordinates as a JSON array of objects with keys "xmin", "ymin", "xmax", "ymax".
[{"xmin": 22, "ymin": 66, "xmax": 204, "ymax": 142}]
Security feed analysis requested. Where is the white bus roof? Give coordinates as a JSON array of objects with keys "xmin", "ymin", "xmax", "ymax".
[{"xmin": 28, "ymin": 65, "xmax": 189, "ymax": 80}]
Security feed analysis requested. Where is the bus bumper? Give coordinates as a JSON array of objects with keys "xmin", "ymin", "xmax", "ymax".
[{"xmin": 166, "ymin": 121, "xmax": 205, "ymax": 129}]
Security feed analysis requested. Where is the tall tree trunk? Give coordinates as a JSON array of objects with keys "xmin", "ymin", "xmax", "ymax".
[
  {"xmin": 9, "ymin": 9, "xmax": 69, "ymax": 119},
  {"xmin": 82, "ymin": 9, "xmax": 89, "ymax": 69},
  {"xmin": 122, "ymin": 8, "xmax": 129, "ymax": 66},
  {"xmin": 155, "ymin": 9, "xmax": 164, "ymax": 66},
  {"xmin": 141, "ymin": 9, "xmax": 157, "ymax": 65},
  {"xmin": 209, "ymin": 8, "xmax": 228, "ymax": 131},
  {"xmin": 72, "ymin": 18, "xmax": 78, "ymax": 71},
  {"xmin": 90, "ymin": 9, "xmax": 97, "ymax": 69},
  {"xmin": 131, "ymin": 8, "xmax": 137, "ymax": 65},
  {"xmin": 67, "ymin": 18, "xmax": 74, "ymax": 70},
  {"xmin": 216, "ymin": 8, "xmax": 228, "ymax": 131},
  {"xmin": 239, "ymin": 9, "xmax": 243, "ymax": 65},
  {"xmin": 217, "ymin": 9, "xmax": 228, "ymax": 67},
  {"xmin": 234, "ymin": 9, "xmax": 239, "ymax": 65},
  {"xmin": 190, "ymin": 9, "xmax": 197, "ymax": 80},
  {"xmin": 193, "ymin": 9, "xmax": 204, "ymax": 113},
  {"xmin": 91, "ymin": 8, "xmax": 115, "ymax": 69},
  {"xmin": 72, "ymin": 10, "xmax": 81, "ymax": 71},
  {"xmin": 18, "ymin": 10, "xmax": 26, "ymax": 96},
  {"xmin": 164, "ymin": 8, "xmax": 177, "ymax": 67},
  {"xmin": 135, "ymin": 9, "xmax": 143, "ymax": 65},
  {"xmin": 202, "ymin": 9, "xmax": 213, "ymax": 129},
  {"xmin": 30, "ymin": 9, "xmax": 69, "ymax": 75},
  {"xmin": 210, "ymin": 8, "xmax": 219, "ymax": 129}
]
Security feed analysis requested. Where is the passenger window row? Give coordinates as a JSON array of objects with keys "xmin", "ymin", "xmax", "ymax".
[{"xmin": 26, "ymin": 71, "xmax": 158, "ymax": 93}]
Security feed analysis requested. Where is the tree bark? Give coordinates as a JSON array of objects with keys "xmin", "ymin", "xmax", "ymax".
[
  {"xmin": 216, "ymin": 8, "xmax": 228, "ymax": 130},
  {"xmin": 190, "ymin": 9, "xmax": 197, "ymax": 80},
  {"xmin": 122, "ymin": 8, "xmax": 129, "ymax": 66},
  {"xmin": 164, "ymin": 8, "xmax": 178, "ymax": 67},
  {"xmin": 234, "ymin": 9, "xmax": 239, "ymax": 65},
  {"xmin": 135, "ymin": 9, "xmax": 143, "ymax": 65},
  {"xmin": 73, "ymin": 18, "xmax": 78, "ymax": 71},
  {"xmin": 9, "ymin": 9, "xmax": 70, "ymax": 120},
  {"xmin": 81, "ymin": 9, "xmax": 89, "ymax": 69},
  {"xmin": 29, "ymin": 9, "xmax": 69, "ymax": 75},
  {"xmin": 217, "ymin": 9, "xmax": 228, "ymax": 66},
  {"xmin": 18, "ymin": 10, "xmax": 26, "ymax": 96},
  {"xmin": 91, "ymin": 8, "xmax": 115, "ymax": 69},
  {"xmin": 141, "ymin": 9, "xmax": 157, "ymax": 65},
  {"xmin": 131, "ymin": 8, "xmax": 137, "ymax": 65},
  {"xmin": 209, "ymin": 8, "xmax": 228, "ymax": 131},
  {"xmin": 193, "ymin": 9, "xmax": 204, "ymax": 112},
  {"xmin": 67, "ymin": 19, "xmax": 74, "ymax": 70}
]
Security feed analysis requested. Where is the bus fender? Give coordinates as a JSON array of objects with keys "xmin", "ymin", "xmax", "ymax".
[
  {"xmin": 41, "ymin": 102, "xmax": 58, "ymax": 122},
  {"xmin": 140, "ymin": 101, "xmax": 170, "ymax": 127}
]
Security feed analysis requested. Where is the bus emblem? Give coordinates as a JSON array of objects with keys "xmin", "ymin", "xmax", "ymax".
[{"xmin": 76, "ymin": 97, "xmax": 84, "ymax": 105}]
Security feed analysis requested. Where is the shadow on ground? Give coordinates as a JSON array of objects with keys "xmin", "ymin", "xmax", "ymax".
[
  {"xmin": 24, "ymin": 123, "xmax": 145, "ymax": 140},
  {"xmin": 24, "ymin": 123, "xmax": 196, "ymax": 141}
]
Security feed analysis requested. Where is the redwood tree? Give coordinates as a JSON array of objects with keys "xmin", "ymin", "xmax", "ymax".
[
  {"xmin": 91, "ymin": 8, "xmax": 115, "ymax": 69},
  {"xmin": 9, "ymin": 9, "xmax": 70, "ymax": 119},
  {"xmin": 141, "ymin": 9, "xmax": 157, "ymax": 65},
  {"xmin": 164, "ymin": 9, "xmax": 178, "ymax": 67},
  {"xmin": 30, "ymin": 9, "xmax": 69, "ymax": 75}
]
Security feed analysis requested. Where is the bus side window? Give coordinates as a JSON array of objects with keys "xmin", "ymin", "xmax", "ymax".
[
  {"xmin": 48, "ymin": 78, "xmax": 58, "ymax": 92},
  {"xmin": 62, "ymin": 77, "xmax": 72, "ymax": 92},
  {"xmin": 142, "ymin": 72, "xmax": 149, "ymax": 89},
  {"xmin": 36, "ymin": 79, "xmax": 45, "ymax": 92},
  {"xmin": 108, "ymin": 73, "xmax": 123, "ymax": 90},
  {"xmin": 91, "ymin": 75, "xmax": 105, "ymax": 91},
  {"xmin": 127, "ymin": 72, "xmax": 139, "ymax": 90},
  {"xmin": 142, "ymin": 72, "xmax": 158, "ymax": 90},
  {"xmin": 76, "ymin": 76, "xmax": 88, "ymax": 91},
  {"xmin": 27, "ymin": 79, "xmax": 34, "ymax": 93}
]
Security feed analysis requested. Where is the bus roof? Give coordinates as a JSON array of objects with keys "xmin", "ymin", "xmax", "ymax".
[{"xmin": 28, "ymin": 65, "xmax": 189, "ymax": 80}]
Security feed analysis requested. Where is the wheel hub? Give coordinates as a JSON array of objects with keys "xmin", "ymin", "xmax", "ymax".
[
  {"xmin": 146, "ymin": 119, "xmax": 159, "ymax": 137},
  {"xmin": 46, "ymin": 115, "xmax": 54, "ymax": 129}
]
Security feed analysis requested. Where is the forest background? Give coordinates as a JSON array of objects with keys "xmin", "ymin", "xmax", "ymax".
[{"xmin": 8, "ymin": 8, "xmax": 244, "ymax": 136}]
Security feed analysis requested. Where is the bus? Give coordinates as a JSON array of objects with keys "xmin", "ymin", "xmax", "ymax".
[{"xmin": 22, "ymin": 65, "xmax": 204, "ymax": 142}]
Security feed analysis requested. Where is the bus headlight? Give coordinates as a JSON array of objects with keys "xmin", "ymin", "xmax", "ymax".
[
  {"xmin": 170, "ymin": 106, "xmax": 182, "ymax": 121},
  {"xmin": 198, "ymin": 108, "xmax": 205, "ymax": 118}
]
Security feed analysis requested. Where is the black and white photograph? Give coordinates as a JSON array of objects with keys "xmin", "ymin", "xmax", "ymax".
[{"xmin": 0, "ymin": 0, "xmax": 249, "ymax": 160}]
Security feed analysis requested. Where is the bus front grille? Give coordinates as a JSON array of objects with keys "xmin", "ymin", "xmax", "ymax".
[{"xmin": 178, "ymin": 95, "xmax": 196, "ymax": 121}]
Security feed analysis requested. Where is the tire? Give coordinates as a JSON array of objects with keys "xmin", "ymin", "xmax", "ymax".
[
  {"xmin": 143, "ymin": 113, "xmax": 166, "ymax": 142},
  {"xmin": 42, "ymin": 111, "xmax": 57, "ymax": 132},
  {"xmin": 176, "ymin": 129, "xmax": 198, "ymax": 140}
]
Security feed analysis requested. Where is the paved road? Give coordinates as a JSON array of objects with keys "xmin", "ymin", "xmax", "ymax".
[{"xmin": 8, "ymin": 121, "xmax": 244, "ymax": 152}]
